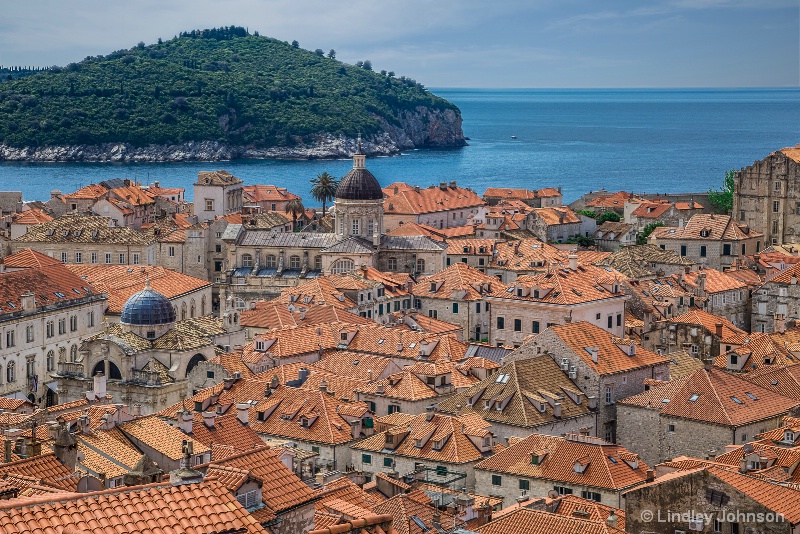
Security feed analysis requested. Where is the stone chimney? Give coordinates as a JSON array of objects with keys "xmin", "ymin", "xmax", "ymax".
[
  {"xmin": 20, "ymin": 293, "xmax": 35, "ymax": 313},
  {"xmin": 202, "ymin": 411, "xmax": 216, "ymax": 428},
  {"xmin": 236, "ymin": 402, "xmax": 250, "ymax": 425},
  {"xmin": 568, "ymin": 254, "xmax": 578, "ymax": 270},
  {"xmin": 177, "ymin": 409, "xmax": 193, "ymax": 434},
  {"xmin": 170, "ymin": 440, "xmax": 203, "ymax": 486},
  {"xmin": 588, "ymin": 347, "xmax": 599, "ymax": 364},
  {"xmin": 714, "ymin": 323, "xmax": 723, "ymax": 338},
  {"xmin": 607, "ymin": 513, "xmax": 619, "ymax": 529},
  {"xmin": 132, "ymin": 404, "xmax": 142, "ymax": 417},
  {"xmin": 553, "ymin": 402, "xmax": 562, "ymax": 418},
  {"xmin": 53, "ymin": 422, "xmax": 78, "ymax": 470},
  {"xmin": 645, "ymin": 469, "xmax": 654, "ymax": 482},
  {"xmin": 3, "ymin": 439, "xmax": 11, "ymax": 463},
  {"xmin": 739, "ymin": 457, "xmax": 748, "ymax": 473},
  {"xmin": 698, "ymin": 272, "xmax": 707, "ymax": 294},
  {"xmin": 94, "ymin": 371, "xmax": 107, "ymax": 399}
]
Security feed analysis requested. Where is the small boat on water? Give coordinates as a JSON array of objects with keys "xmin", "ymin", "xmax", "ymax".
[{"xmin": 511, "ymin": 135, "xmax": 517, "ymax": 139}]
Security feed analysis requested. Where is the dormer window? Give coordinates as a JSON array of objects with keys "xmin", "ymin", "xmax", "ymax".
[
  {"xmin": 255, "ymin": 340, "xmax": 265, "ymax": 351},
  {"xmin": 341, "ymin": 332, "xmax": 348, "ymax": 341},
  {"xmin": 430, "ymin": 282, "xmax": 437, "ymax": 292},
  {"xmin": 415, "ymin": 439, "xmax": 423, "ymax": 448},
  {"xmin": 700, "ymin": 229, "xmax": 710, "ymax": 237},
  {"xmin": 785, "ymin": 431, "xmax": 795, "ymax": 443},
  {"xmin": 517, "ymin": 288, "xmax": 524, "ymax": 297},
  {"xmin": 533, "ymin": 290, "xmax": 540, "ymax": 298}
]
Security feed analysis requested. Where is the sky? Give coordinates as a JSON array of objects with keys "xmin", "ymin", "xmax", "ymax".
[{"xmin": 0, "ymin": 0, "xmax": 798, "ymax": 88}]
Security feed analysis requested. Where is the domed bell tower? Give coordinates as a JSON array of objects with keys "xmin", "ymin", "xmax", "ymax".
[{"xmin": 334, "ymin": 135, "xmax": 384, "ymax": 245}]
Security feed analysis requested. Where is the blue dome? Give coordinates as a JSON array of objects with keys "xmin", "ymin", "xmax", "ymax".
[{"xmin": 121, "ymin": 283, "xmax": 176, "ymax": 326}]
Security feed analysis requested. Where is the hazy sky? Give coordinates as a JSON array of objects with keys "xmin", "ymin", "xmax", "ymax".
[{"xmin": 1, "ymin": 0, "xmax": 797, "ymax": 87}]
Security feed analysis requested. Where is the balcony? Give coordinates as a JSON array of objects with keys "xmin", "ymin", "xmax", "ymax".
[
  {"xmin": 56, "ymin": 362, "xmax": 85, "ymax": 378},
  {"xmin": 127, "ymin": 369, "xmax": 162, "ymax": 386}
]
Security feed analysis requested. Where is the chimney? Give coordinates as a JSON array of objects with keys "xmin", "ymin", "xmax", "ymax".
[
  {"xmin": 440, "ymin": 182, "xmax": 447, "ymax": 191},
  {"xmin": 177, "ymin": 409, "xmax": 193, "ymax": 434},
  {"xmin": 132, "ymin": 404, "xmax": 142, "ymax": 417},
  {"xmin": 645, "ymin": 469, "xmax": 654, "ymax": 482},
  {"xmin": 3, "ymin": 440, "xmax": 11, "ymax": 463},
  {"xmin": 236, "ymin": 402, "xmax": 250, "ymax": 425},
  {"xmin": 368, "ymin": 369, "xmax": 373, "ymax": 382},
  {"xmin": 698, "ymin": 272, "xmax": 707, "ymax": 294},
  {"xmin": 568, "ymin": 253, "xmax": 578, "ymax": 270},
  {"xmin": 20, "ymin": 292, "xmax": 35, "ymax": 313},
  {"xmin": 706, "ymin": 449, "xmax": 717, "ymax": 461},
  {"xmin": 449, "ymin": 180, "xmax": 457, "ymax": 189},
  {"xmin": 320, "ymin": 379, "xmax": 329, "ymax": 393},
  {"xmin": 606, "ymin": 513, "xmax": 619, "ymax": 529},
  {"xmin": 739, "ymin": 457, "xmax": 748, "ymax": 473},
  {"xmin": 714, "ymin": 323, "xmax": 723, "ymax": 338},
  {"xmin": 94, "ymin": 371, "xmax": 107, "ymax": 399},
  {"xmin": 53, "ymin": 422, "xmax": 78, "ymax": 470},
  {"xmin": 202, "ymin": 411, "xmax": 216, "ymax": 428},
  {"xmin": 223, "ymin": 377, "xmax": 236, "ymax": 390},
  {"xmin": 553, "ymin": 402, "xmax": 562, "ymax": 418},
  {"xmin": 589, "ymin": 347, "xmax": 599, "ymax": 364}
]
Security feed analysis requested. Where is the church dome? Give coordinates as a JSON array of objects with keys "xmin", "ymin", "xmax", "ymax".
[
  {"xmin": 336, "ymin": 137, "xmax": 384, "ymax": 201},
  {"xmin": 120, "ymin": 281, "xmax": 176, "ymax": 326}
]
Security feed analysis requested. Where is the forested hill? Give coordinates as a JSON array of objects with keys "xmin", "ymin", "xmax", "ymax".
[{"xmin": 0, "ymin": 27, "xmax": 465, "ymax": 161}]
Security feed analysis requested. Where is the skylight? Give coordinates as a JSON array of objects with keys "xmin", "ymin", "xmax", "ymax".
[
  {"xmin": 745, "ymin": 392, "xmax": 758, "ymax": 400},
  {"xmin": 730, "ymin": 396, "xmax": 743, "ymax": 405},
  {"xmin": 608, "ymin": 456, "xmax": 617, "ymax": 464},
  {"xmin": 689, "ymin": 393, "xmax": 701, "ymax": 402},
  {"xmin": 495, "ymin": 373, "xmax": 510, "ymax": 384},
  {"xmin": 661, "ymin": 398, "xmax": 670, "ymax": 404}
]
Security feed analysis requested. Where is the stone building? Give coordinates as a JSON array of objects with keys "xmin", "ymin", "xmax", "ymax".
[
  {"xmin": 751, "ymin": 262, "xmax": 800, "ymax": 333},
  {"xmin": 601, "ymin": 244, "xmax": 697, "ymax": 281},
  {"xmin": 445, "ymin": 238, "xmax": 500, "ymax": 273},
  {"xmin": 593, "ymin": 222, "xmax": 637, "ymax": 252},
  {"xmin": 526, "ymin": 207, "xmax": 582, "ymax": 243},
  {"xmin": 485, "ymin": 259, "xmax": 628, "ymax": 347},
  {"xmin": 54, "ymin": 281, "xmax": 243, "ymax": 414},
  {"xmin": 643, "ymin": 308, "xmax": 747, "ymax": 361},
  {"xmin": 0, "ymin": 263, "xmax": 106, "ymax": 405},
  {"xmin": 616, "ymin": 367, "xmax": 800, "ymax": 467},
  {"xmin": 437, "ymin": 356, "xmax": 598, "ymax": 441},
  {"xmin": 681, "ymin": 268, "xmax": 750, "ymax": 330},
  {"xmin": 382, "ymin": 181, "xmax": 486, "ymax": 231},
  {"xmin": 649, "ymin": 213, "xmax": 763, "ymax": 271},
  {"xmin": 242, "ymin": 184, "xmax": 301, "ymax": 213},
  {"xmin": 194, "ymin": 170, "xmax": 244, "ymax": 222},
  {"xmin": 351, "ymin": 411, "xmax": 495, "ymax": 490},
  {"xmin": 624, "ymin": 465, "xmax": 800, "ymax": 534},
  {"xmin": 483, "ymin": 187, "xmax": 563, "ymax": 207},
  {"xmin": 474, "ymin": 432, "xmax": 651, "ymax": 509},
  {"xmin": 508, "ymin": 321, "xmax": 669, "ymax": 443},
  {"xmin": 734, "ymin": 144, "xmax": 800, "ymax": 247},
  {"xmin": 412, "ymin": 263, "xmax": 497, "ymax": 342}
]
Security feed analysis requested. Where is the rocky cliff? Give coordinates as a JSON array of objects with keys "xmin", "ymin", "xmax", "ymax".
[{"xmin": 0, "ymin": 106, "xmax": 465, "ymax": 162}]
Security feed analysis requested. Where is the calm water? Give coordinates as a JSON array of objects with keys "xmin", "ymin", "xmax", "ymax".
[{"xmin": 1, "ymin": 88, "xmax": 798, "ymax": 204}]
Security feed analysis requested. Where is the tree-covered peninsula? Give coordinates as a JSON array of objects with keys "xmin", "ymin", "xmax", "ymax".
[{"xmin": 0, "ymin": 27, "xmax": 465, "ymax": 162}]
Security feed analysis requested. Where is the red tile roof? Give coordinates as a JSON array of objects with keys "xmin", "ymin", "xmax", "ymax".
[
  {"xmin": 414, "ymin": 262, "xmax": 499, "ymax": 301},
  {"xmin": 0, "ymin": 263, "xmax": 97, "ymax": 312},
  {"xmin": 651, "ymin": 214, "xmax": 761, "ymax": 241},
  {"xmin": 488, "ymin": 264, "xmax": 626, "ymax": 306},
  {"xmin": 13, "ymin": 208, "xmax": 53, "ymax": 225},
  {"xmin": 242, "ymin": 184, "xmax": 300, "ymax": 203},
  {"xmin": 476, "ymin": 508, "xmax": 625, "ymax": 534},
  {"xmin": 383, "ymin": 182, "xmax": 484, "ymax": 215},
  {"xmin": 619, "ymin": 367, "xmax": 800, "ymax": 426},
  {"xmin": 680, "ymin": 268, "xmax": 747, "ymax": 294},
  {"xmin": 1, "ymin": 248, "xmax": 62, "ymax": 269},
  {"xmin": 64, "ymin": 183, "xmax": 108, "ymax": 200}
]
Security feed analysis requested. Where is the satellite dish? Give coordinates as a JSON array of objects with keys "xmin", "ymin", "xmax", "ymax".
[{"xmin": 547, "ymin": 490, "xmax": 560, "ymax": 499}]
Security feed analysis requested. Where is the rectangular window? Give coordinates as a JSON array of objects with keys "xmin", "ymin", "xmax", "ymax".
[
  {"xmin": 532, "ymin": 321, "xmax": 540, "ymax": 334},
  {"xmin": 378, "ymin": 304, "xmax": 384, "ymax": 316},
  {"xmin": 680, "ymin": 245, "xmax": 687, "ymax": 257},
  {"xmin": 132, "ymin": 253, "xmax": 140, "ymax": 265},
  {"xmin": 88, "ymin": 311, "xmax": 95, "ymax": 328},
  {"xmin": 700, "ymin": 245, "xmax": 706, "ymax": 257},
  {"xmin": 497, "ymin": 317, "xmax": 505, "ymax": 330},
  {"xmin": 428, "ymin": 309, "xmax": 437, "ymax": 319},
  {"xmin": 616, "ymin": 314, "xmax": 622, "ymax": 327},
  {"xmin": 383, "ymin": 457, "xmax": 393, "ymax": 467},
  {"xmin": 25, "ymin": 325, "xmax": 34, "ymax": 343},
  {"xmin": 605, "ymin": 386, "xmax": 614, "ymax": 404},
  {"xmin": 168, "ymin": 246, "xmax": 175, "ymax": 257},
  {"xmin": 607, "ymin": 316, "xmax": 613, "ymax": 329},
  {"xmin": 773, "ymin": 200, "xmax": 779, "ymax": 212},
  {"xmin": 491, "ymin": 475, "xmax": 502, "ymax": 486},
  {"xmin": 205, "ymin": 199, "xmax": 214, "ymax": 211},
  {"xmin": 119, "ymin": 253, "xmax": 125, "ymax": 264},
  {"xmin": 554, "ymin": 486, "xmax": 573, "ymax": 495},
  {"xmin": 668, "ymin": 424, "xmax": 675, "ymax": 432},
  {"xmin": 388, "ymin": 405, "xmax": 400, "ymax": 414},
  {"xmin": 5, "ymin": 330, "xmax": 14, "ymax": 348},
  {"xmin": 58, "ymin": 318, "xmax": 66, "ymax": 335},
  {"xmin": 723, "ymin": 244, "xmax": 731, "ymax": 256},
  {"xmin": 352, "ymin": 220, "xmax": 360, "ymax": 235},
  {"xmin": 476, "ymin": 302, "xmax": 481, "ymax": 313},
  {"xmin": 91, "ymin": 252, "xmax": 98, "ymax": 264},
  {"xmin": 46, "ymin": 321, "xmax": 54, "ymax": 338},
  {"xmin": 70, "ymin": 315, "xmax": 78, "ymax": 332},
  {"xmin": 361, "ymin": 454, "xmax": 372, "ymax": 465},
  {"xmin": 311, "ymin": 446, "xmax": 320, "ymax": 454},
  {"xmin": 514, "ymin": 319, "xmax": 521, "ymax": 332},
  {"xmin": 105, "ymin": 253, "xmax": 112, "ymax": 264},
  {"xmin": 61, "ymin": 252, "xmax": 68, "ymax": 263},
  {"xmin": 581, "ymin": 490, "xmax": 601, "ymax": 502},
  {"xmin": 75, "ymin": 252, "xmax": 82, "ymax": 263},
  {"xmin": 775, "ymin": 181, "xmax": 781, "ymax": 192},
  {"xmin": 452, "ymin": 303, "xmax": 459, "ymax": 313},
  {"xmin": 519, "ymin": 479, "xmax": 529, "ymax": 491}
]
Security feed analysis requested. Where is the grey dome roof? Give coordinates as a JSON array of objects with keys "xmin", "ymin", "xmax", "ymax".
[
  {"xmin": 337, "ymin": 168, "xmax": 384, "ymax": 200},
  {"xmin": 121, "ymin": 282, "xmax": 176, "ymax": 325}
]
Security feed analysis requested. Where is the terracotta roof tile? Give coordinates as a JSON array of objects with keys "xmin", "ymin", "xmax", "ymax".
[
  {"xmin": 63, "ymin": 183, "xmax": 108, "ymax": 200},
  {"xmin": 120, "ymin": 416, "xmax": 210, "ymax": 460},
  {"xmin": 651, "ymin": 213, "xmax": 762, "ymax": 241},
  {"xmin": 383, "ymin": 182, "xmax": 485, "ymax": 216},
  {"xmin": 476, "ymin": 432, "xmax": 651, "ymax": 492},
  {"xmin": 373, "ymin": 493, "xmax": 458, "ymax": 534},
  {"xmin": 619, "ymin": 367, "xmax": 800, "ymax": 426},
  {"xmin": 488, "ymin": 264, "xmax": 626, "ymax": 306},
  {"xmin": 13, "ymin": 208, "xmax": 53, "ymax": 225},
  {"xmin": 586, "ymin": 191, "xmax": 641, "ymax": 209},
  {"xmin": 414, "ymin": 262, "xmax": 499, "ymax": 301},
  {"xmin": 681, "ymin": 268, "xmax": 747, "ymax": 294},
  {"xmin": 663, "ymin": 309, "xmax": 746, "ymax": 341},
  {"xmin": 476, "ymin": 507, "xmax": 625, "ymax": 534},
  {"xmin": 14, "ymin": 214, "xmax": 155, "ymax": 245}
]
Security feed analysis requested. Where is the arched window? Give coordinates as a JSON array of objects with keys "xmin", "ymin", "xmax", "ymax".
[
  {"xmin": 265, "ymin": 255, "xmax": 277, "ymax": 268},
  {"xmin": 290, "ymin": 255, "xmax": 301, "ymax": 269},
  {"xmin": 58, "ymin": 346, "xmax": 67, "ymax": 362},
  {"xmin": 181, "ymin": 302, "xmax": 187, "ymax": 321},
  {"xmin": 6, "ymin": 362, "xmax": 15, "ymax": 383},
  {"xmin": 46, "ymin": 350, "xmax": 55, "ymax": 372},
  {"xmin": 234, "ymin": 298, "xmax": 246, "ymax": 310},
  {"xmin": 201, "ymin": 296, "xmax": 207, "ymax": 315},
  {"xmin": 314, "ymin": 256, "xmax": 322, "ymax": 270},
  {"xmin": 190, "ymin": 299, "xmax": 196, "ymax": 318},
  {"xmin": 70, "ymin": 345, "xmax": 78, "ymax": 362},
  {"xmin": 387, "ymin": 257, "xmax": 397, "ymax": 271},
  {"xmin": 331, "ymin": 258, "xmax": 355, "ymax": 275},
  {"xmin": 241, "ymin": 254, "xmax": 253, "ymax": 267},
  {"xmin": 416, "ymin": 258, "xmax": 426, "ymax": 273}
]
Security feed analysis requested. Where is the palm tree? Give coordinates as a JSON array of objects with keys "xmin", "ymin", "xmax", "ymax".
[
  {"xmin": 284, "ymin": 198, "xmax": 305, "ymax": 231},
  {"xmin": 309, "ymin": 172, "xmax": 339, "ymax": 216}
]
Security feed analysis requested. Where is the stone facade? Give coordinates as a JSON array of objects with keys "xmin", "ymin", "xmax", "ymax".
[
  {"xmin": 751, "ymin": 271, "xmax": 800, "ymax": 333},
  {"xmin": 733, "ymin": 145, "xmax": 800, "ymax": 247}
]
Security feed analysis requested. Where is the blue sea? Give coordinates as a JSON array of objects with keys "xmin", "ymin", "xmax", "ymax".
[{"xmin": 1, "ymin": 88, "xmax": 798, "ymax": 204}]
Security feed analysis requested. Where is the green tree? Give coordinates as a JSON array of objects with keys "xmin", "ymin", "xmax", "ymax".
[
  {"xmin": 291, "ymin": 40, "xmax": 299, "ymax": 48},
  {"xmin": 565, "ymin": 235, "xmax": 595, "ymax": 247},
  {"xmin": 708, "ymin": 169, "xmax": 735, "ymax": 214},
  {"xmin": 327, "ymin": 49, "xmax": 336, "ymax": 59},
  {"xmin": 314, "ymin": 49, "xmax": 324, "ymax": 57},
  {"xmin": 577, "ymin": 209, "xmax": 597, "ymax": 219},
  {"xmin": 310, "ymin": 172, "xmax": 339, "ymax": 216},
  {"xmin": 597, "ymin": 211, "xmax": 621, "ymax": 224},
  {"xmin": 285, "ymin": 198, "xmax": 305, "ymax": 230},
  {"xmin": 636, "ymin": 221, "xmax": 664, "ymax": 245}
]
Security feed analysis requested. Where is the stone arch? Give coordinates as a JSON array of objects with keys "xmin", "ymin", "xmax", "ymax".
[
  {"xmin": 190, "ymin": 299, "xmax": 196, "ymax": 318},
  {"xmin": 181, "ymin": 302, "xmax": 187, "ymax": 321},
  {"xmin": 92, "ymin": 360, "xmax": 122, "ymax": 380},
  {"xmin": 70, "ymin": 344, "xmax": 79, "ymax": 362},
  {"xmin": 201, "ymin": 296, "xmax": 207, "ymax": 316},
  {"xmin": 185, "ymin": 353, "xmax": 206, "ymax": 378}
]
